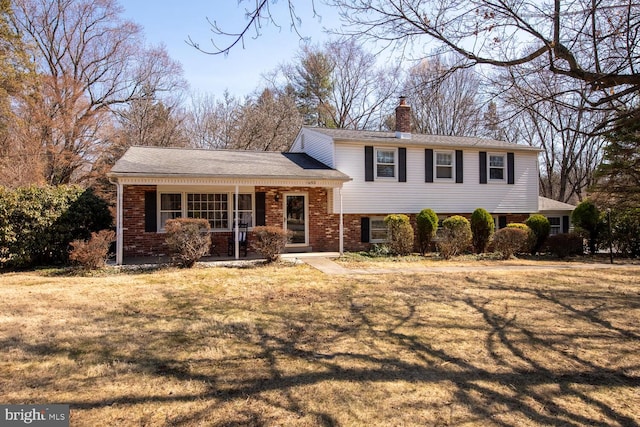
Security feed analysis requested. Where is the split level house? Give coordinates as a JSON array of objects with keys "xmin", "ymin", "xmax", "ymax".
[{"xmin": 108, "ymin": 98, "xmax": 575, "ymax": 264}]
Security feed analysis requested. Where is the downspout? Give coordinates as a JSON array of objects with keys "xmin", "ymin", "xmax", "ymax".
[
  {"xmin": 339, "ymin": 186, "xmax": 344, "ymax": 255},
  {"xmin": 108, "ymin": 177, "xmax": 123, "ymax": 265},
  {"xmin": 235, "ymin": 185, "xmax": 239, "ymax": 260}
]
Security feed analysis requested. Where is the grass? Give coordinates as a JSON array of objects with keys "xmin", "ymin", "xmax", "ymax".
[{"xmin": 1, "ymin": 261, "xmax": 639, "ymax": 426}]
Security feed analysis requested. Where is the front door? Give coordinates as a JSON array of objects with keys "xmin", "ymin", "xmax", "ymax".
[{"xmin": 285, "ymin": 193, "xmax": 308, "ymax": 246}]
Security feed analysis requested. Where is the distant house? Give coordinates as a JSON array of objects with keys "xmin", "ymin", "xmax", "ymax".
[{"xmin": 108, "ymin": 98, "xmax": 573, "ymax": 264}]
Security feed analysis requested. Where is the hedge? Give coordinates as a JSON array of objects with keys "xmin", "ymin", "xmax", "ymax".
[{"xmin": 0, "ymin": 185, "xmax": 112, "ymax": 269}]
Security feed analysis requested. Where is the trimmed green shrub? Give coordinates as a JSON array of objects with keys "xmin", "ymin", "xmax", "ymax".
[
  {"xmin": 164, "ymin": 218, "xmax": 211, "ymax": 268},
  {"xmin": 470, "ymin": 208, "xmax": 495, "ymax": 253},
  {"xmin": 545, "ymin": 233, "xmax": 584, "ymax": 259},
  {"xmin": 571, "ymin": 200, "xmax": 603, "ymax": 254},
  {"xmin": 437, "ymin": 215, "xmax": 472, "ymax": 259},
  {"xmin": 492, "ymin": 227, "xmax": 529, "ymax": 260},
  {"xmin": 507, "ymin": 223, "xmax": 535, "ymax": 253},
  {"xmin": 69, "ymin": 230, "xmax": 116, "ymax": 270},
  {"xmin": 0, "ymin": 185, "xmax": 113, "ymax": 269},
  {"xmin": 384, "ymin": 214, "xmax": 414, "ymax": 256},
  {"xmin": 615, "ymin": 208, "xmax": 640, "ymax": 258},
  {"xmin": 525, "ymin": 214, "xmax": 551, "ymax": 255},
  {"xmin": 252, "ymin": 226, "xmax": 291, "ymax": 262},
  {"xmin": 416, "ymin": 208, "xmax": 438, "ymax": 255}
]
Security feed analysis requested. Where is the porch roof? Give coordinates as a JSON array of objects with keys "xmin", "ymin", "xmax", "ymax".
[
  {"xmin": 538, "ymin": 196, "xmax": 576, "ymax": 212},
  {"xmin": 108, "ymin": 146, "xmax": 351, "ymax": 182}
]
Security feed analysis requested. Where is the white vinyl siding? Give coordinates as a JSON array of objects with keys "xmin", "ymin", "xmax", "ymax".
[
  {"xmin": 333, "ymin": 143, "xmax": 538, "ymax": 215},
  {"xmin": 290, "ymin": 129, "xmax": 335, "ymax": 167}
]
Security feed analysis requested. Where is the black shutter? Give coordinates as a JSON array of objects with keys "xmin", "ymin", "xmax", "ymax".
[
  {"xmin": 507, "ymin": 152, "xmax": 515, "ymax": 184},
  {"xmin": 455, "ymin": 150, "xmax": 463, "ymax": 183},
  {"xmin": 144, "ymin": 191, "xmax": 157, "ymax": 232},
  {"xmin": 365, "ymin": 146, "xmax": 374, "ymax": 182},
  {"xmin": 425, "ymin": 149, "xmax": 434, "ymax": 183},
  {"xmin": 479, "ymin": 151, "xmax": 487, "ymax": 184},
  {"xmin": 361, "ymin": 217, "xmax": 370, "ymax": 243},
  {"xmin": 255, "ymin": 192, "xmax": 266, "ymax": 226},
  {"xmin": 562, "ymin": 215, "xmax": 570, "ymax": 233},
  {"xmin": 399, "ymin": 147, "xmax": 407, "ymax": 182},
  {"xmin": 498, "ymin": 215, "xmax": 507, "ymax": 229}
]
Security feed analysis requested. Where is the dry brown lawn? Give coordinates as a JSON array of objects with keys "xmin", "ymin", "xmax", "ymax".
[{"xmin": 1, "ymin": 261, "xmax": 639, "ymax": 426}]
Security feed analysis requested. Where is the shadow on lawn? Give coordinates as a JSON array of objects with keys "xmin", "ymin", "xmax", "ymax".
[{"xmin": 6, "ymin": 274, "xmax": 640, "ymax": 426}]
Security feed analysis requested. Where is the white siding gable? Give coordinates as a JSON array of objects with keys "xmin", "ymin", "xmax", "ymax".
[
  {"xmin": 332, "ymin": 143, "xmax": 539, "ymax": 214},
  {"xmin": 290, "ymin": 128, "xmax": 336, "ymax": 168}
]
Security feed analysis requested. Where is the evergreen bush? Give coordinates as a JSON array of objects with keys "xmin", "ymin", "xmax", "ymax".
[
  {"xmin": 470, "ymin": 208, "xmax": 495, "ymax": 253},
  {"xmin": 437, "ymin": 215, "xmax": 472, "ymax": 259},
  {"xmin": 571, "ymin": 200, "xmax": 603, "ymax": 254},
  {"xmin": 384, "ymin": 214, "xmax": 414, "ymax": 256},
  {"xmin": 525, "ymin": 214, "xmax": 551, "ymax": 255},
  {"xmin": 416, "ymin": 208, "xmax": 438, "ymax": 255},
  {"xmin": 0, "ymin": 185, "xmax": 112, "ymax": 269}
]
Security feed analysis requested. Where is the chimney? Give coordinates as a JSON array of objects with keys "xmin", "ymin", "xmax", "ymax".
[{"xmin": 395, "ymin": 96, "xmax": 411, "ymax": 139}]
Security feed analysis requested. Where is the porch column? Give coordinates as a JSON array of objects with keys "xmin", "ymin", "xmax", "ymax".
[
  {"xmin": 116, "ymin": 181, "xmax": 123, "ymax": 265},
  {"xmin": 234, "ymin": 185, "xmax": 239, "ymax": 260},
  {"xmin": 339, "ymin": 186, "xmax": 344, "ymax": 255}
]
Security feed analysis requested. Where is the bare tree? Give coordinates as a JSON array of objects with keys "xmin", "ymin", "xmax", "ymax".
[
  {"xmin": 402, "ymin": 55, "xmax": 484, "ymax": 136},
  {"xmin": 330, "ymin": 0, "xmax": 640, "ymax": 131},
  {"xmin": 12, "ymin": 0, "xmax": 186, "ymax": 184},
  {"xmin": 185, "ymin": 91, "xmax": 242, "ymax": 149},
  {"xmin": 498, "ymin": 68, "xmax": 606, "ymax": 202}
]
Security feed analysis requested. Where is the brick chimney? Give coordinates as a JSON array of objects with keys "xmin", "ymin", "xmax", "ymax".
[{"xmin": 395, "ymin": 96, "xmax": 411, "ymax": 139}]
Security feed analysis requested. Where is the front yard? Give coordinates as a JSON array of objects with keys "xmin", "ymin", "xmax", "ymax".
[{"xmin": 1, "ymin": 262, "xmax": 639, "ymax": 426}]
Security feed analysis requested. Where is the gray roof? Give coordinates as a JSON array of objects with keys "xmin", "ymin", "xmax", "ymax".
[
  {"xmin": 109, "ymin": 146, "xmax": 350, "ymax": 181},
  {"xmin": 538, "ymin": 196, "xmax": 576, "ymax": 212},
  {"xmin": 304, "ymin": 127, "xmax": 541, "ymax": 152}
]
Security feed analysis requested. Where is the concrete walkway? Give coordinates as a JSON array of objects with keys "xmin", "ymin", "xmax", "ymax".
[{"xmin": 295, "ymin": 256, "xmax": 640, "ymax": 275}]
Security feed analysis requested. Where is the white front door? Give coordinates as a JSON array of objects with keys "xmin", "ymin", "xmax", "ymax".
[{"xmin": 284, "ymin": 193, "xmax": 308, "ymax": 246}]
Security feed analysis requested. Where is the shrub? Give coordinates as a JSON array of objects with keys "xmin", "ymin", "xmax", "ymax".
[
  {"xmin": 608, "ymin": 208, "xmax": 640, "ymax": 258},
  {"xmin": 252, "ymin": 226, "xmax": 291, "ymax": 262},
  {"xmin": 437, "ymin": 215, "xmax": 472, "ymax": 259},
  {"xmin": 525, "ymin": 214, "xmax": 551, "ymax": 255},
  {"xmin": 492, "ymin": 227, "xmax": 529, "ymax": 260},
  {"xmin": 164, "ymin": 218, "xmax": 211, "ymax": 268},
  {"xmin": 506, "ymin": 223, "xmax": 535, "ymax": 253},
  {"xmin": 571, "ymin": 200, "xmax": 604, "ymax": 254},
  {"xmin": 69, "ymin": 230, "xmax": 116, "ymax": 270},
  {"xmin": 0, "ymin": 185, "xmax": 113, "ymax": 269},
  {"xmin": 416, "ymin": 208, "xmax": 438, "ymax": 255},
  {"xmin": 470, "ymin": 208, "xmax": 495, "ymax": 253},
  {"xmin": 545, "ymin": 233, "xmax": 584, "ymax": 259},
  {"xmin": 384, "ymin": 214, "xmax": 414, "ymax": 256}
]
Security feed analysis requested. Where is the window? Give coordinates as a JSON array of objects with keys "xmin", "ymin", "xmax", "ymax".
[
  {"xmin": 489, "ymin": 154, "xmax": 505, "ymax": 180},
  {"xmin": 160, "ymin": 193, "xmax": 182, "ymax": 229},
  {"xmin": 187, "ymin": 193, "xmax": 228, "ymax": 230},
  {"xmin": 548, "ymin": 216, "xmax": 561, "ymax": 235},
  {"xmin": 233, "ymin": 194, "xmax": 253, "ymax": 227},
  {"xmin": 376, "ymin": 148, "xmax": 396, "ymax": 178},
  {"xmin": 436, "ymin": 151, "xmax": 453, "ymax": 179},
  {"xmin": 370, "ymin": 217, "xmax": 388, "ymax": 242}
]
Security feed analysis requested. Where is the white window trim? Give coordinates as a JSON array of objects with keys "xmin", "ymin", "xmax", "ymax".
[
  {"xmin": 435, "ymin": 150, "xmax": 455, "ymax": 181},
  {"xmin": 370, "ymin": 216, "xmax": 388, "ymax": 243},
  {"xmin": 157, "ymin": 191, "xmax": 255, "ymax": 232},
  {"xmin": 375, "ymin": 147, "xmax": 397, "ymax": 180},
  {"xmin": 488, "ymin": 152, "xmax": 506, "ymax": 182}
]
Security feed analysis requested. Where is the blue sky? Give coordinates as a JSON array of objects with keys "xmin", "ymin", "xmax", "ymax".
[{"xmin": 121, "ymin": 1, "xmax": 341, "ymax": 97}]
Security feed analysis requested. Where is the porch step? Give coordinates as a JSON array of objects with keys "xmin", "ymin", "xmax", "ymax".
[{"xmin": 285, "ymin": 246, "xmax": 313, "ymax": 253}]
